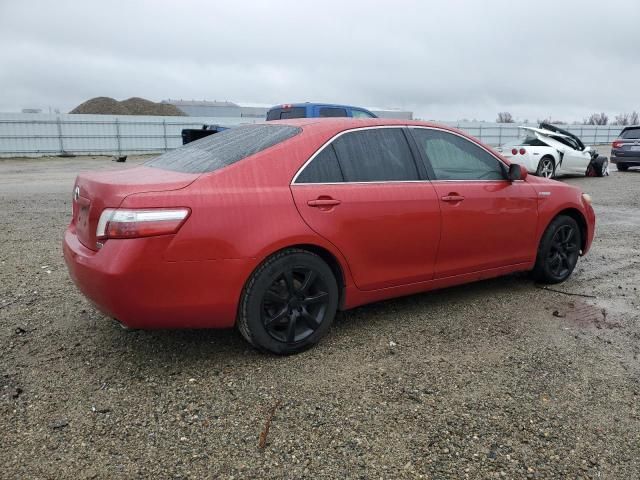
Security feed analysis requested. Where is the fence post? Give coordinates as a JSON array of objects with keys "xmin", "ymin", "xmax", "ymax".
[
  {"xmin": 478, "ymin": 124, "xmax": 483, "ymax": 142},
  {"xmin": 56, "ymin": 116, "xmax": 64, "ymax": 154},
  {"xmin": 162, "ymin": 119, "xmax": 168, "ymax": 151},
  {"xmin": 498, "ymin": 125, "xmax": 502, "ymax": 146},
  {"xmin": 115, "ymin": 118, "xmax": 121, "ymax": 155}
]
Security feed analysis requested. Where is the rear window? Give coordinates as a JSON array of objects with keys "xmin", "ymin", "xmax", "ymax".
[
  {"xmin": 266, "ymin": 107, "xmax": 306, "ymax": 121},
  {"xmin": 621, "ymin": 128, "xmax": 640, "ymax": 139},
  {"xmin": 146, "ymin": 124, "xmax": 301, "ymax": 173},
  {"xmin": 507, "ymin": 135, "xmax": 548, "ymax": 147}
]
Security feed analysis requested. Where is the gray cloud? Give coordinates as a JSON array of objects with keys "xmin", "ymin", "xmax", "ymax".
[{"xmin": 1, "ymin": 0, "xmax": 639, "ymax": 121}]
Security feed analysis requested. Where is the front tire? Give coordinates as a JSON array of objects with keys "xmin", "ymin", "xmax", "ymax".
[
  {"xmin": 532, "ymin": 215, "xmax": 581, "ymax": 284},
  {"xmin": 237, "ymin": 249, "xmax": 338, "ymax": 355},
  {"xmin": 536, "ymin": 156, "xmax": 555, "ymax": 178},
  {"xmin": 617, "ymin": 164, "xmax": 629, "ymax": 172},
  {"xmin": 596, "ymin": 157, "xmax": 608, "ymax": 177}
]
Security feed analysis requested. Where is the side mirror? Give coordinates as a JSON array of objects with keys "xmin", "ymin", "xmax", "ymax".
[{"xmin": 508, "ymin": 163, "xmax": 528, "ymax": 181}]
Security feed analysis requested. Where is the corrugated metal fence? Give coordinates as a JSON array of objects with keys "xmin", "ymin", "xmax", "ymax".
[{"xmin": 0, "ymin": 113, "xmax": 623, "ymax": 158}]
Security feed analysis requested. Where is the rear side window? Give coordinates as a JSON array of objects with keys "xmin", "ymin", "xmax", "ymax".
[
  {"xmin": 411, "ymin": 128, "xmax": 504, "ymax": 181},
  {"xmin": 146, "ymin": 124, "xmax": 301, "ymax": 173},
  {"xmin": 295, "ymin": 145, "xmax": 344, "ymax": 183},
  {"xmin": 266, "ymin": 107, "xmax": 306, "ymax": 121},
  {"xmin": 332, "ymin": 128, "xmax": 419, "ymax": 182},
  {"xmin": 621, "ymin": 128, "xmax": 640, "ymax": 139},
  {"xmin": 319, "ymin": 107, "xmax": 348, "ymax": 118}
]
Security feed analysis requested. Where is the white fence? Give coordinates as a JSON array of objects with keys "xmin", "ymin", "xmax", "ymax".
[{"xmin": 0, "ymin": 113, "xmax": 623, "ymax": 158}]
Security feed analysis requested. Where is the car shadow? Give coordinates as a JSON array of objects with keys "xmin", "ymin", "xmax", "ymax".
[{"xmin": 109, "ymin": 271, "xmax": 534, "ymax": 366}]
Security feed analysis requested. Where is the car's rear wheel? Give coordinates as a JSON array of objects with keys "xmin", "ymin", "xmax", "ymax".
[
  {"xmin": 532, "ymin": 215, "xmax": 581, "ymax": 284},
  {"xmin": 536, "ymin": 156, "xmax": 555, "ymax": 178},
  {"xmin": 237, "ymin": 249, "xmax": 338, "ymax": 355},
  {"xmin": 617, "ymin": 164, "xmax": 629, "ymax": 172}
]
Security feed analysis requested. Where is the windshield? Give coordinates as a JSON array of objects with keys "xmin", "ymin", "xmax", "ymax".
[
  {"xmin": 266, "ymin": 107, "xmax": 306, "ymax": 121},
  {"xmin": 504, "ymin": 134, "xmax": 548, "ymax": 147},
  {"xmin": 146, "ymin": 124, "xmax": 301, "ymax": 173}
]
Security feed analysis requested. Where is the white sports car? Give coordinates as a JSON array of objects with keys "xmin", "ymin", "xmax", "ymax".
[{"xmin": 496, "ymin": 123, "xmax": 609, "ymax": 178}]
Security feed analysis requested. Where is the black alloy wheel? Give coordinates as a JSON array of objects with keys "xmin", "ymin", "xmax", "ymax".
[
  {"xmin": 261, "ymin": 267, "xmax": 330, "ymax": 344},
  {"xmin": 546, "ymin": 225, "xmax": 579, "ymax": 279},
  {"xmin": 532, "ymin": 215, "xmax": 581, "ymax": 284},
  {"xmin": 238, "ymin": 249, "xmax": 338, "ymax": 354}
]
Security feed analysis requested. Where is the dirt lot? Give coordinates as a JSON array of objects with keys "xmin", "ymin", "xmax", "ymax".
[{"xmin": 1, "ymin": 150, "xmax": 639, "ymax": 479}]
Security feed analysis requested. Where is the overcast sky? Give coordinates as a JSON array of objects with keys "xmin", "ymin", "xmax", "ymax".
[{"xmin": 1, "ymin": 0, "xmax": 639, "ymax": 121}]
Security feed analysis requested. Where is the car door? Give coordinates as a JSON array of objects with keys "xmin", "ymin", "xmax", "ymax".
[
  {"xmin": 536, "ymin": 133, "xmax": 590, "ymax": 174},
  {"xmin": 409, "ymin": 127, "xmax": 539, "ymax": 279},
  {"xmin": 290, "ymin": 127, "xmax": 441, "ymax": 291}
]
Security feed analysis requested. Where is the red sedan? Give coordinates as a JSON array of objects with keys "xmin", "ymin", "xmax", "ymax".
[{"xmin": 64, "ymin": 119, "xmax": 595, "ymax": 354}]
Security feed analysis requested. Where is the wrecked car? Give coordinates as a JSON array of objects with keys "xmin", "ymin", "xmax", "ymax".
[{"xmin": 497, "ymin": 123, "xmax": 608, "ymax": 178}]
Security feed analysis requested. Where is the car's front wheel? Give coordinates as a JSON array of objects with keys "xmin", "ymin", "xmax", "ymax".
[
  {"xmin": 532, "ymin": 215, "xmax": 581, "ymax": 284},
  {"xmin": 617, "ymin": 164, "xmax": 629, "ymax": 172},
  {"xmin": 237, "ymin": 249, "xmax": 339, "ymax": 355},
  {"xmin": 536, "ymin": 156, "xmax": 555, "ymax": 178}
]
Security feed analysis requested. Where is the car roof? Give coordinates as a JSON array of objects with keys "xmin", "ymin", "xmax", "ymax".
[
  {"xmin": 268, "ymin": 102, "xmax": 373, "ymax": 111},
  {"xmin": 265, "ymin": 118, "xmax": 480, "ymax": 145},
  {"xmin": 267, "ymin": 117, "xmax": 444, "ymax": 131}
]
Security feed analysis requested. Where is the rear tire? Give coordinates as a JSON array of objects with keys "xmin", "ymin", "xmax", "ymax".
[
  {"xmin": 532, "ymin": 215, "xmax": 581, "ymax": 284},
  {"xmin": 237, "ymin": 249, "xmax": 338, "ymax": 355},
  {"xmin": 536, "ymin": 156, "xmax": 555, "ymax": 178},
  {"xmin": 617, "ymin": 164, "xmax": 629, "ymax": 172}
]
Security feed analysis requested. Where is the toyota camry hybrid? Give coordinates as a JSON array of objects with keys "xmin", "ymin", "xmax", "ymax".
[{"xmin": 64, "ymin": 118, "xmax": 595, "ymax": 354}]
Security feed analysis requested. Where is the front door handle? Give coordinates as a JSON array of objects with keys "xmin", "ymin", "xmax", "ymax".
[
  {"xmin": 307, "ymin": 198, "xmax": 341, "ymax": 207},
  {"xmin": 441, "ymin": 194, "xmax": 465, "ymax": 202}
]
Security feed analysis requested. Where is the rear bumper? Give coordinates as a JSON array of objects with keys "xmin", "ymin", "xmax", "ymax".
[
  {"xmin": 63, "ymin": 228, "xmax": 254, "ymax": 329},
  {"xmin": 611, "ymin": 155, "xmax": 640, "ymax": 166}
]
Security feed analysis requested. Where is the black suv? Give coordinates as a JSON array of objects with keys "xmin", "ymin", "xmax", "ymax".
[{"xmin": 611, "ymin": 126, "xmax": 640, "ymax": 171}]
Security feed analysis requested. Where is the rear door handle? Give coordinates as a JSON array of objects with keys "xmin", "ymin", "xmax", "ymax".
[
  {"xmin": 441, "ymin": 195, "xmax": 465, "ymax": 202},
  {"xmin": 307, "ymin": 198, "xmax": 341, "ymax": 207}
]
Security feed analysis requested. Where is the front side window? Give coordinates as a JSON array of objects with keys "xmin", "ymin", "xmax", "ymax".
[
  {"xmin": 410, "ymin": 128, "xmax": 505, "ymax": 181},
  {"xmin": 319, "ymin": 107, "xmax": 348, "ymax": 118}
]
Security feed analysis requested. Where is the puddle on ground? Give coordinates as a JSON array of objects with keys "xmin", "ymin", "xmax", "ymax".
[{"xmin": 552, "ymin": 299, "xmax": 623, "ymax": 329}]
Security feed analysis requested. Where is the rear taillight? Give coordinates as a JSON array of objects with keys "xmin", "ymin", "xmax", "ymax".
[
  {"xmin": 519, "ymin": 148, "xmax": 526, "ymax": 155},
  {"xmin": 96, "ymin": 208, "xmax": 190, "ymax": 240},
  {"xmin": 612, "ymin": 140, "xmax": 623, "ymax": 149},
  {"xmin": 511, "ymin": 148, "xmax": 518, "ymax": 155}
]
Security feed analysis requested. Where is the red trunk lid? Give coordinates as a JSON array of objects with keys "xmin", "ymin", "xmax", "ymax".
[{"xmin": 71, "ymin": 166, "xmax": 198, "ymax": 250}]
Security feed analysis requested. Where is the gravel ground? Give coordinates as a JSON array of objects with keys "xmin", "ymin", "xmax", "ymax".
[{"xmin": 1, "ymin": 150, "xmax": 639, "ymax": 479}]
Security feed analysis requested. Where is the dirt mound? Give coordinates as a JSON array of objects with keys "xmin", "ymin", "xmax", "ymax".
[{"xmin": 70, "ymin": 97, "xmax": 185, "ymax": 116}]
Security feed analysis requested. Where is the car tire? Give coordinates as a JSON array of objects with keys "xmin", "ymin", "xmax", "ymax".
[
  {"xmin": 237, "ymin": 248, "xmax": 339, "ymax": 355},
  {"xmin": 585, "ymin": 157, "xmax": 608, "ymax": 177},
  {"xmin": 536, "ymin": 156, "xmax": 555, "ymax": 178},
  {"xmin": 617, "ymin": 164, "xmax": 629, "ymax": 172},
  {"xmin": 532, "ymin": 215, "xmax": 581, "ymax": 284}
]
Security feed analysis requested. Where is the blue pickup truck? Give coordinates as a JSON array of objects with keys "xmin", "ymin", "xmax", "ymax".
[
  {"xmin": 181, "ymin": 102, "xmax": 377, "ymax": 144},
  {"xmin": 266, "ymin": 102, "xmax": 377, "ymax": 120}
]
